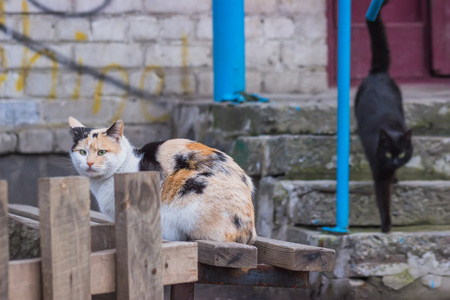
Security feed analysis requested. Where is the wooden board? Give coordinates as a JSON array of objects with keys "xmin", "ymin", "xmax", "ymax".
[
  {"xmin": 90, "ymin": 210, "xmax": 113, "ymax": 224},
  {"xmin": 91, "ymin": 223, "xmax": 115, "ymax": 252},
  {"xmin": 9, "ymin": 242, "xmax": 198, "ymax": 299},
  {"xmin": 114, "ymin": 172, "xmax": 163, "ymax": 300},
  {"xmin": 254, "ymin": 237, "xmax": 336, "ymax": 272},
  {"xmin": 197, "ymin": 240, "xmax": 257, "ymax": 268},
  {"xmin": 39, "ymin": 176, "xmax": 92, "ymax": 300},
  {"xmin": 0, "ymin": 181, "xmax": 8, "ymax": 299}
]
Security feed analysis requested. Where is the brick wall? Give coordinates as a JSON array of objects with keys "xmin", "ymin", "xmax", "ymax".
[{"xmin": 0, "ymin": 0, "xmax": 327, "ymax": 156}]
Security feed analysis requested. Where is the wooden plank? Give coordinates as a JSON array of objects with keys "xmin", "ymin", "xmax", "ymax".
[
  {"xmin": 9, "ymin": 258, "xmax": 41, "ymax": 300},
  {"xmin": 8, "ymin": 203, "xmax": 40, "ymax": 221},
  {"xmin": 198, "ymin": 263, "xmax": 309, "ymax": 288},
  {"xmin": 39, "ymin": 176, "xmax": 92, "ymax": 300},
  {"xmin": 90, "ymin": 210, "xmax": 113, "ymax": 224},
  {"xmin": 254, "ymin": 236, "xmax": 336, "ymax": 272},
  {"xmin": 0, "ymin": 181, "xmax": 8, "ymax": 299},
  {"xmin": 196, "ymin": 240, "xmax": 257, "ymax": 268},
  {"xmin": 91, "ymin": 223, "xmax": 115, "ymax": 251},
  {"xmin": 115, "ymin": 172, "xmax": 163, "ymax": 300},
  {"xmin": 170, "ymin": 283, "xmax": 194, "ymax": 300},
  {"xmin": 9, "ymin": 242, "xmax": 198, "ymax": 299}
]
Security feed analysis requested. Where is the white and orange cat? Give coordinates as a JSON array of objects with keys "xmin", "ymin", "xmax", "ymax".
[{"xmin": 68, "ymin": 117, "xmax": 256, "ymax": 244}]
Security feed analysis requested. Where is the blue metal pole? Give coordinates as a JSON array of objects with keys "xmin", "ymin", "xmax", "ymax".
[
  {"xmin": 323, "ymin": 0, "xmax": 351, "ymax": 234},
  {"xmin": 212, "ymin": 0, "xmax": 245, "ymax": 102},
  {"xmin": 366, "ymin": 0, "xmax": 384, "ymax": 21}
]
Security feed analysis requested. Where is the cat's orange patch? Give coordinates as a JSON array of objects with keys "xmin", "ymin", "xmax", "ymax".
[
  {"xmin": 162, "ymin": 169, "xmax": 195, "ymax": 204},
  {"xmin": 186, "ymin": 142, "xmax": 215, "ymax": 156}
]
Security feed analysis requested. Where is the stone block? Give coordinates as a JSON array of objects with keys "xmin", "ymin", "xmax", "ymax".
[
  {"xmin": 18, "ymin": 129, "xmax": 53, "ymax": 153},
  {"xmin": 298, "ymin": 70, "xmax": 328, "ymax": 93},
  {"xmin": 27, "ymin": 16, "xmax": 57, "ymax": 41},
  {"xmin": 118, "ymin": 99, "xmax": 172, "ymax": 125},
  {"xmin": 0, "ymin": 100, "xmax": 41, "ymax": 127},
  {"xmin": 144, "ymin": 0, "xmax": 211, "ymax": 13},
  {"xmin": 263, "ymin": 71, "xmax": 299, "ymax": 93},
  {"xmin": 92, "ymin": 18, "xmax": 128, "ymax": 41},
  {"xmin": 163, "ymin": 72, "xmax": 195, "ymax": 95},
  {"xmin": 0, "ymin": 16, "xmax": 21, "ymax": 41},
  {"xmin": 53, "ymin": 128, "xmax": 73, "ymax": 153},
  {"xmin": 197, "ymin": 72, "xmax": 213, "ymax": 96},
  {"xmin": 261, "ymin": 178, "xmax": 450, "ymax": 227},
  {"xmin": 0, "ymin": 71, "xmax": 25, "ymax": 98},
  {"xmin": 3, "ymin": 44, "xmax": 73, "ymax": 69},
  {"xmin": 295, "ymin": 13, "xmax": 327, "ymax": 41},
  {"xmin": 25, "ymin": 71, "xmax": 57, "ymax": 98},
  {"xmin": 129, "ymin": 16, "xmax": 159, "ymax": 41},
  {"xmin": 94, "ymin": 69, "xmax": 131, "ymax": 97},
  {"xmin": 146, "ymin": 44, "xmax": 211, "ymax": 67},
  {"xmin": 196, "ymin": 16, "xmax": 212, "ymax": 40},
  {"xmin": 245, "ymin": 40, "xmax": 280, "ymax": 68},
  {"xmin": 246, "ymin": 72, "xmax": 261, "ymax": 93},
  {"xmin": 56, "ymin": 72, "xmax": 95, "ymax": 99},
  {"xmin": 231, "ymin": 135, "xmax": 450, "ymax": 181},
  {"xmin": 74, "ymin": 43, "xmax": 143, "ymax": 67},
  {"xmin": 263, "ymin": 17, "xmax": 295, "ymax": 39},
  {"xmin": 161, "ymin": 16, "xmax": 195, "ymax": 39},
  {"xmin": 282, "ymin": 41, "xmax": 327, "ymax": 67},
  {"xmin": 130, "ymin": 70, "xmax": 164, "ymax": 97},
  {"xmin": 279, "ymin": 0, "xmax": 326, "ymax": 15},
  {"xmin": 55, "ymin": 18, "xmax": 91, "ymax": 41},
  {"xmin": 124, "ymin": 124, "xmax": 171, "ymax": 146},
  {"xmin": 3, "ymin": 0, "xmax": 39, "ymax": 13},
  {"xmin": 0, "ymin": 132, "xmax": 17, "ymax": 154},
  {"xmin": 74, "ymin": 0, "xmax": 143, "ymax": 13},
  {"xmin": 245, "ymin": 0, "xmax": 278, "ymax": 14},
  {"xmin": 245, "ymin": 17, "xmax": 263, "ymax": 39}
]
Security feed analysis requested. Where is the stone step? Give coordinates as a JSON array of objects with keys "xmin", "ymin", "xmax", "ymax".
[
  {"xmin": 271, "ymin": 226, "xmax": 450, "ymax": 299},
  {"xmin": 257, "ymin": 178, "xmax": 450, "ymax": 228},
  {"xmin": 173, "ymin": 91, "xmax": 450, "ymax": 151},
  {"xmin": 231, "ymin": 135, "xmax": 450, "ymax": 180}
]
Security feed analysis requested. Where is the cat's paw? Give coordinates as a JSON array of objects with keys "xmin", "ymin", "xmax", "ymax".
[{"xmin": 381, "ymin": 223, "xmax": 392, "ymax": 233}]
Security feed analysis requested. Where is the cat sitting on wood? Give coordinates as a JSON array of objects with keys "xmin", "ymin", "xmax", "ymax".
[
  {"xmin": 355, "ymin": 2, "xmax": 413, "ymax": 233},
  {"xmin": 68, "ymin": 117, "xmax": 256, "ymax": 244}
]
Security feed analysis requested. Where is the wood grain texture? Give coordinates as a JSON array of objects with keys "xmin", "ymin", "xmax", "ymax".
[
  {"xmin": 114, "ymin": 172, "xmax": 163, "ymax": 300},
  {"xmin": 91, "ymin": 223, "xmax": 115, "ymax": 252},
  {"xmin": 90, "ymin": 210, "xmax": 113, "ymax": 224},
  {"xmin": 9, "ymin": 258, "xmax": 41, "ymax": 300},
  {"xmin": 39, "ymin": 176, "xmax": 91, "ymax": 300},
  {"xmin": 9, "ymin": 242, "xmax": 198, "ymax": 299},
  {"xmin": 197, "ymin": 240, "xmax": 258, "ymax": 268},
  {"xmin": 254, "ymin": 237, "xmax": 336, "ymax": 272},
  {"xmin": 0, "ymin": 181, "xmax": 8, "ymax": 299},
  {"xmin": 8, "ymin": 203, "xmax": 40, "ymax": 220}
]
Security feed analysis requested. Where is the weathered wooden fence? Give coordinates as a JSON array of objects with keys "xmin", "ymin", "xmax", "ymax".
[{"xmin": 2, "ymin": 172, "xmax": 336, "ymax": 300}]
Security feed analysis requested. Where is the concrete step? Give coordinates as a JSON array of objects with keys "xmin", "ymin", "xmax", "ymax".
[
  {"xmin": 269, "ymin": 226, "xmax": 450, "ymax": 300},
  {"xmin": 173, "ymin": 89, "xmax": 450, "ymax": 151},
  {"xmin": 231, "ymin": 135, "xmax": 450, "ymax": 180},
  {"xmin": 256, "ymin": 178, "xmax": 450, "ymax": 228}
]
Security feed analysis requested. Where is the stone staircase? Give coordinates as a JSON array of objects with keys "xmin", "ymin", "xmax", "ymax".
[{"xmin": 174, "ymin": 85, "xmax": 450, "ymax": 299}]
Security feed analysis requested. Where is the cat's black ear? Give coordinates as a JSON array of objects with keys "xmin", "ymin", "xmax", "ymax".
[
  {"xmin": 106, "ymin": 119, "xmax": 124, "ymax": 142},
  {"xmin": 402, "ymin": 129, "xmax": 412, "ymax": 143},
  {"xmin": 378, "ymin": 129, "xmax": 391, "ymax": 147}
]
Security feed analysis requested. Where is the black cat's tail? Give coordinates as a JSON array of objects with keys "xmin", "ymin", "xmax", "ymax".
[{"xmin": 367, "ymin": 9, "xmax": 390, "ymax": 74}]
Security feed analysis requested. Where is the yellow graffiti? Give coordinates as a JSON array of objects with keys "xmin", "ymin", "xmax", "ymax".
[
  {"xmin": 72, "ymin": 58, "xmax": 83, "ymax": 100},
  {"xmin": 181, "ymin": 33, "xmax": 192, "ymax": 94},
  {"xmin": 138, "ymin": 65, "xmax": 169, "ymax": 122},
  {"xmin": 0, "ymin": 0, "xmax": 4, "ymax": 25},
  {"xmin": 75, "ymin": 31, "xmax": 87, "ymax": 41},
  {"xmin": 94, "ymin": 64, "xmax": 129, "ymax": 121},
  {"xmin": 0, "ymin": 46, "xmax": 7, "ymax": 85}
]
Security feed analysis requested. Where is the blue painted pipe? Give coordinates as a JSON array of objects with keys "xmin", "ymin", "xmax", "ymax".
[
  {"xmin": 366, "ymin": 0, "xmax": 384, "ymax": 21},
  {"xmin": 323, "ymin": 0, "xmax": 351, "ymax": 234},
  {"xmin": 212, "ymin": 0, "xmax": 245, "ymax": 102}
]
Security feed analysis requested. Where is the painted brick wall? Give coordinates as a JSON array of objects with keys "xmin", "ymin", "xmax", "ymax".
[{"xmin": 0, "ymin": 0, "xmax": 327, "ymax": 156}]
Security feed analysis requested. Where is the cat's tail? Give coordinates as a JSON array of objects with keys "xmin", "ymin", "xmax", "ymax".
[{"xmin": 367, "ymin": 6, "xmax": 390, "ymax": 74}]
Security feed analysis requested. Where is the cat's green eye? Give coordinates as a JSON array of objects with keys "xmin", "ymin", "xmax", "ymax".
[
  {"xmin": 79, "ymin": 150, "xmax": 87, "ymax": 156},
  {"xmin": 398, "ymin": 152, "xmax": 405, "ymax": 158},
  {"xmin": 98, "ymin": 150, "xmax": 107, "ymax": 156},
  {"xmin": 385, "ymin": 152, "xmax": 392, "ymax": 158}
]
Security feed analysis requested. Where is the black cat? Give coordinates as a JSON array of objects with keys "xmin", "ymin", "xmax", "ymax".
[{"xmin": 354, "ymin": 3, "xmax": 413, "ymax": 233}]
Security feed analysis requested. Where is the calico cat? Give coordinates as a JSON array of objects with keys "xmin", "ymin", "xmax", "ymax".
[
  {"xmin": 68, "ymin": 117, "xmax": 256, "ymax": 244},
  {"xmin": 354, "ymin": 3, "xmax": 413, "ymax": 233}
]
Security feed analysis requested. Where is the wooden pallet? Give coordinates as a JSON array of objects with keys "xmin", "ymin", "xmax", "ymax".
[{"xmin": 2, "ymin": 173, "xmax": 336, "ymax": 300}]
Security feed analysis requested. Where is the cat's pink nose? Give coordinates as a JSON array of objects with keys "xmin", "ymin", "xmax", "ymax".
[{"xmin": 87, "ymin": 162, "xmax": 94, "ymax": 168}]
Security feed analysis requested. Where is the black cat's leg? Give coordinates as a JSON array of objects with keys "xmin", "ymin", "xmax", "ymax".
[{"xmin": 374, "ymin": 172, "xmax": 395, "ymax": 233}]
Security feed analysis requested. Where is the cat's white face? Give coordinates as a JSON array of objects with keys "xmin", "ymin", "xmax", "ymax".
[{"xmin": 69, "ymin": 117, "xmax": 126, "ymax": 178}]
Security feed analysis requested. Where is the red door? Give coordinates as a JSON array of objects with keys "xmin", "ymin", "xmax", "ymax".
[
  {"xmin": 431, "ymin": 0, "xmax": 450, "ymax": 75},
  {"xmin": 327, "ymin": 0, "xmax": 430, "ymax": 85}
]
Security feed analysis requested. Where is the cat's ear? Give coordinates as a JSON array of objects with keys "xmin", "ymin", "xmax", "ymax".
[
  {"xmin": 106, "ymin": 119, "xmax": 124, "ymax": 142},
  {"xmin": 402, "ymin": 129, "xmax": 412, "ymax": 143},
  {"xmin": 378, "ymin": 129, "xmax": 391, "ymax": 147},
  {"xmin": 68, "ymin": 117, "xmax": 85, "ymax": 129}
]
